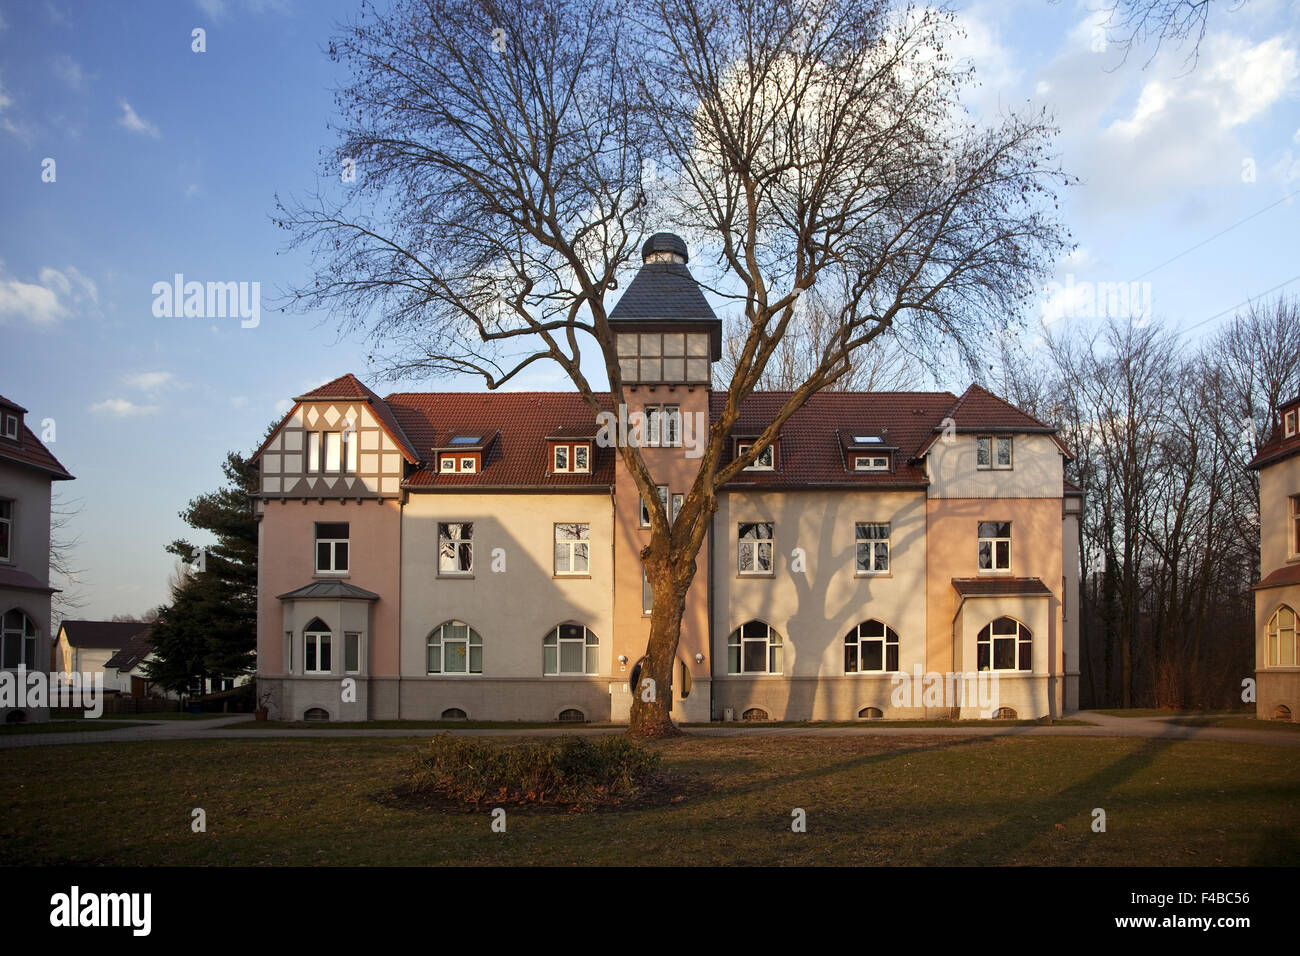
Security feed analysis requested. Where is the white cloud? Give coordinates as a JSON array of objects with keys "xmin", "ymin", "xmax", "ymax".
[
  {"xmin": 195, "ymin": 0, "xmax": 226, "ymax": 19},
  {"xmin": 90, "ymin": 398, "xmax": 160, "ymax": 417},
  {"xmin": 273, "ymin": 398, "xmax": 293, "ymax": 415},
  {"xmin": 122, "ymin": 371, "xmax": 178, "ymax": 392},
  {"xmin": 0, "ymin": 263, "xmax": 97, "ymax": 325},
  {"xmin": 52, "ymin": 55, "xmax": 85, "ymax": 90},
  {"xmin": 117, "ymin": 99, "xmax": 160, "ymax": 137}
]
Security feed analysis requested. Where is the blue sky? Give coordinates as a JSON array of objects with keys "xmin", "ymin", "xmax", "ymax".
[{"xmin": 2, "ymin": 0, "xmax": 1298, "ymax": 618}]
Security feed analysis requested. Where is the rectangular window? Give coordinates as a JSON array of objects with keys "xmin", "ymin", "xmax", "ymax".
[
  {"xmin": 0, "ymin": 499, "xmax": 11, "ymax": 562},
  {"xmin": 1287, "ymin": 411, "xmax": 1297, "ymax": 437},
  {"xmin": 854, "ymin": 455, "xmax": 889, "ymax": 471},
  {"xmin": 672, "ymin": 493, "xmax": 683, "ymax": 525},
  {"xmin": 855, "ymin": 522, "xmax": 890, "ymax": 573},
  {"xmin": 977, "ymin": 436, "xmax": 1013, "ymax": 469},
  {"xmin": 314, "ymin": 522, "xmax": 349, "ymax": 574},
  {"xmin": 738, "ymin": 522, "xmax": 774, "ymax": 575},
  {"xmin": 323, "ymin": 432, "xmax": 342, "ymax": 472},
  {"xmin": 642, "ymin": 568, "xmax": 653, "ymax": 615},
  {"xmin": 285, "ymin": 630, "xmax": 293, "ymax": 672},
  {"xmin": 2, "ymin": 414, "xmax": 16, "ymax": 439},
  {"xmin": 441, "ymin": 456, "xmax": 455, "ymax": 472},
  {"xmin": 438, "ymin": 522, "xmax": 473, "ymax": 574},
  {"xmin": 738, "ymin": 443, "xmax": 774, "ymax": 470},
  {"xmin": 554, "ymin": 445, "xmax": 569, "ymax": 472},
  {"xmin": 574, "ymin": 444, "xmax": 589, "ymax": 472},
  {"xmin": 554, "ymin": 523, "xmax": 591, "ymax": 575},
  {"xmin": 344, "ymin": 632, "xmax": 360, "ymax": 674},
  {"xmin": 978, "ymin": 521, "xmax": 1012, "ymax": 571},
  {"xmin": 642, "ymin": 405, "xmax": 681, "ymax": 447},
  {"xmin": 460, "ymin": 457, "xmax": 476, "ymax": 473},
  {"xmin": 640, "ymin": 486, "xmax": 669, "ymax": 527},
  {"xmin": 1291, "ymin": 497, "xmax": 1300, "ymax": 558},
  {"xmin": 343, "ymin": 431, "xmax": 357, "ymax": 473},
  {"xmin": 305, "ymin": 631, "xmax": 331, "ymax": 674},
  {"xmin": 307, "ymin": 432, "xmax": 321, "ymax": 472}
]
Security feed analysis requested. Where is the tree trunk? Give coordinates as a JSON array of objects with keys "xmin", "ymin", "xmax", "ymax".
[{"xmin": 628, "ymin": 568, "xmax": 691, "ymax": 738}]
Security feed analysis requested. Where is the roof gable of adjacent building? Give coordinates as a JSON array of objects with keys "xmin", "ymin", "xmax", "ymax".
[
  {"xmin": 59, "ymin": 620, "xmax": 151, "ymax": 650},
  {"xmin": 0, "ymin": 393, "xmax": 74, "ymax": 480}
]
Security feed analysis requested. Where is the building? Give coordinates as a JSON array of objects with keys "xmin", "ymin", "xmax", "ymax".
[
  {"xmin": 1247, "ymin": 399, "xmax": 1300, "ymax": 721},
  {"xmin": 53, "ymin": 620, "xmax": 150, "ymax": 680},
  {"xmin": 0, "ymin": 394, "xmax": 74, "ymax": 723},
  {"xmin": 253, "ymin": 234, "xmax": 1081, "ymax": 723}
]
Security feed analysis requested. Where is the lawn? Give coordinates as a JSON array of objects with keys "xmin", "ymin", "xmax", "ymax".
[
  {"xmin": 0, "ymin": 733, "xmax": 1295, "ymax": 865},
  {"xmin": 49, "ymin": 710, "xmax": 232, "ymax": 721},
  {"xmin": 228, "ymin": 719, "xmax": 620, "ymax": 731},
  {"xmin": 1166, "ymin": 716, "xmax": 1300, "ymax": 733},
  {"xmin": 1090, "ymin": 709, "xmax": 1242, "ymax": 719}
]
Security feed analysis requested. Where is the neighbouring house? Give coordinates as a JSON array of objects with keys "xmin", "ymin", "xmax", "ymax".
[
  {"xmin": 102, "ymin": 625, "xmax": 176, "ymax": 699},
  {"xmin": 0, "ymin": 394, "xmax": 74, "ymax": 723},
  {"xmin": 1247, "ymin": 401, "xmax": 1300, "ymax": 721},
  {"xmin": 53, "ymin": 620, "xmax": 149, "ymax": 681},
  {"xmin": 252, "ymin": 233, "xmax": 1082, "ymax": 724}
]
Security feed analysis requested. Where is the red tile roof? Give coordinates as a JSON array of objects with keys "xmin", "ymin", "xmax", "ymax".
[
  {"xmin": 917, "ymin": 384, "xmax": 1071, "ymax": 458},
  {"xmin": 952, "ymin": 576, "xmax": 1052, "ymax": 597},
  {"xmin": 712, "ymin": 390, "xmax": 956, "ymax": 487},
  {"xmin": 387, "ymin": 392, "xmax": 617, "ymax": 489},
  {"xmin": 254, "ymin": 374, "xmax": 419, "ymax": 463},
  {"xmin": 1247, "ymin": 425, "xmax": 1300, "ymax": 471},
  {"xmin": 0, "ymin": 395, "xmax": 74, "ymax": 480}
]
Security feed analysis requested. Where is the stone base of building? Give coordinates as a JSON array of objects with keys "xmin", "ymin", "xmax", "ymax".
[{"xmin": 1257, "ymin": 670, "xmax": 1300, "ymax": 721}]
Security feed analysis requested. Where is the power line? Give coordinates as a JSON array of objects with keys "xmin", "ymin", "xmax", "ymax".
[
  {"xmin": 1176, "ymin": 271, "xmax": 1300, "ymax": 339},
  {"xmin": 1129, "ymin": 188, "xmax": 1298, "ymax": 284}
]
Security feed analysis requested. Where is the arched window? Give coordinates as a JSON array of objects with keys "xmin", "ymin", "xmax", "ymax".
[
  {"xmin": 544, "ymin": 624, "xmax": 598, "ymax": 675},
  {"xmin": 844, "ymin": 620, "xmax": 900, "ymax": 673},
  {"xmin": 727, "ymin": 620, "xmax": 783, "ymax": 674},
  {"xmin": 303, "ymin": 618, "xmax": 331, "ymax": 674},
  {"xmin": 1266, "ymin": 606, "xmax": 1298, "ymax": 667},
  {"xmin": 1, "ymin": 609, "xmax": 38, "ymax": 669},
  {"xmin": 977, "ymin": 617, "xmax": 1031, "ymax": 671},
  {"xmin": 427, "ymin": 621, "xmax": 483, "ymax": 674}
]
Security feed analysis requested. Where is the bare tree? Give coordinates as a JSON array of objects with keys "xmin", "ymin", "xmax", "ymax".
[
  {"xmin": 49, "ymin": 490, "xmax": 85, "ymax": 630},
  {"xmin": 282, "ymin": 0, "xmax": 1070, "ymax": 735},
  {"xmin": 1094, "ymin": 0, "xmax": 1241, "ymax": 69}
]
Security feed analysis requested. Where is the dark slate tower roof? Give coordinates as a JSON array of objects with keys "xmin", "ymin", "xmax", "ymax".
[{"xmin": 609, "ymin": 232, "xmax": 717, "ymax": 324}]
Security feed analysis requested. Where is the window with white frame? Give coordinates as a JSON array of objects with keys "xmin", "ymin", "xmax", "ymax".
[
  {"xmin": 977, "ymin": 617, "xmax": 1031, "ymax": 671},
  {"xmin": 554, "ymin": 444, "xmax": 569, "ymax": 472},
  {"xmin": 441, "ymin": 456, "xmax": 456, "ymax": 472},
  {"xmin": 844, "ymin": 619, "xmax": 900, "ymax": 673},
  {"xmin": 642, "ymin": 568, "xmax": 653, "ymax": 615},
  {"xmin": 438, "ymin": 522, "xmax": 473, "ymax": 574},
  {"xmin": 1266, "ymin": 605, "xmax": 1299, "ymax": 667},
  {"xmin": 344, "ymin": 632, "xmax": 361, "ymax": 673},
  {"xmin": 543, "ymin": 623, "xmax": 598, "ymax": 675},
  {"xmin": 307, "ymin": 431, "xmax": 320, "ymax": 472},
  {"xmin": 1287, "ymin": 410, "xmax": 1298, "ymax": 438},
  {"xmin": 977, "ymin": 521, "xmax": 1011, "ymax": 571},
  {"xmin": 427, "ymin": 620, "xmax": 483, "ymax": 674},
  {"xmin": 0, "ymin": 608, "xmax": 38, "ymax": 669},
  {"xmin": 554, "ymin": 523, "xmax": 590, "ymax": 575},
  {"xmin": 976, "ymin": 436, "xmax": 1013, "ymax": 469},
  {"xmin": 854, "ymin": 455, "xmax": 890, "ymax": 471},
  {"xmin": 460, "ymin": 457, "xmax": 476, "ymax": 472},
  {"xmin": 640, "ymin": 486, "xmax": 669, "ymax": 527},
  {"xmin": 304, "ymin": 619, "xmax": 332, "ymax": 674},
  {"xmin": 2, "ymin": 414, "xmax": 16, "ymax": 440},
  {"xmin": 738, "ymin": 442, "xmax": 774, "ymax": 470},
  {"xmin": 855, "ymin": 522, "xmax": 890, "ymax": 573},
  {"xmin": 727, "ymin": 620, "xmax": 783, "ymax": 674},
  {"xmin": 0, "ymin": 499, "xmax": 11, "ymax": 562},
  {"xmin": 737, "ymin": 522, "xmax": 774, "ymax": 575},
  {"xmin": 574, "ymin": 444, "xmax": 589, "ymax": 472},
  {"xmin": 324, "ymin": 431, "xmax": 342, "ymax": 472},
  {"xmin": 314, "ymin": 522, "xmax": 349, "ymax": 574},
  {"xmin": 644, "ymin": 405, "xmax": 681, "ymax": 447},
  {"xmin": 307, "ymin": 431, "xmax": 355, "ymax": 473}
]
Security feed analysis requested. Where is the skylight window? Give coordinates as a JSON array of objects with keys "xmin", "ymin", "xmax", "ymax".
[
  {"xmin": 449, "ymin": 436, "xmax": 481, "ymax": 445},
  {"xmin": 853, "ymin": 435, "xmax": 882, "ymax": 444}
]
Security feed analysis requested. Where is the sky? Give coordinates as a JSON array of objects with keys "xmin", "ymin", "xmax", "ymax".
[{"xmin": 1, "ymin": 0, "xmax": 1298, "ymax": 618}]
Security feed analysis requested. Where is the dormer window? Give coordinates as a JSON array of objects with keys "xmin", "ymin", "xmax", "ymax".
[
  {"xmin": 551, "ymin": 442, "xmax": 591, "ymax": 474},
  {"xmin": 2, "ymin": 414, "xmax": 17, "ymax": 440},
  {"xmin": 460, "ymin": 457, "xmax": 476, "ymax": 473},
  {"xmin": 1286, "ymin": 411, "xmax": 1297, "ymax": 438},
  {"xmin": 441, "ymin": 457, "xmax": 455, "ymax": 472},
  {"xmin": 854, "ymin": 455, "xmax": 890, "ymax": 471},
  {"xmin": 440, "ymin": 453, "xmax": 479, "ymax": 473},
  {"xmin": 977, "ymin": 436, "xmax": 1013, "ymax": 470},
  {"xmin": 738, "ymin": 443, "xmax": 774, "ymax": 470}
]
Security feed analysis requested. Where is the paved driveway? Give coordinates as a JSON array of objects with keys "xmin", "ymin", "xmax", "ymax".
[{"xmin": 1, "ymin": 711, "xmax": 1296, "ymax": 750}]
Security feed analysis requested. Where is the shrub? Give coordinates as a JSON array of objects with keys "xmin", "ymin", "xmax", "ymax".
[{"xmin": 408, "ymin": 734, "xmax": 661, "ymax": 809}]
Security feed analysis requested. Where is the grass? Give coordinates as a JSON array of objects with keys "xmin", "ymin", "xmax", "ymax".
[
  {"xmin": 0, "ymin": 732, "xmax": 1295, "ymax": 865},
  {"xmin": 0, "ymin": 720, "xmax": 136, "ymax": 735},
  {"xmin": 1090, "ymin": 708, "xmax": 1241, "ymax": 719},
  {"xmin": 688, "ymin": 718, "xmax": 1095, "ymax": 728},
  {"xmin": 1165, "ymin": 716, "xmax": 1300, "ymax": 732}
]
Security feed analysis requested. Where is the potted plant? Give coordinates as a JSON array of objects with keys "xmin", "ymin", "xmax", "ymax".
[{"xmin": 254, "ymin": 688, "xmax": 274, "ymax": 722}]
